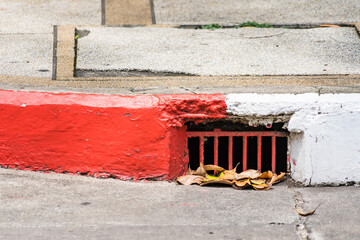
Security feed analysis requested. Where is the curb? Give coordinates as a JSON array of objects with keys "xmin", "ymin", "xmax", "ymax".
[{"xmin": 0, "ymin": 89, "xmax": 226, "ymax": 180}]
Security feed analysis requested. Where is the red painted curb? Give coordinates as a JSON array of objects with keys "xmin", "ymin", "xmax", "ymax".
[{"xmin": 0, "ymin": 90, "xmax": 226, "ymax": 180}]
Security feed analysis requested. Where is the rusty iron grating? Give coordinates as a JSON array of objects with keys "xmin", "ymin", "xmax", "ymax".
[{"xmin": 186, "ymin": 129, "xmax": 288, "ymax": 174}]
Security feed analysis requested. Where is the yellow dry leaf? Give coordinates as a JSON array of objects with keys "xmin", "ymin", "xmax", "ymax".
[
  {"xmin": 252, "ymin": 183, "xmax": 271, "ymax": 190},
  {"xmin": 296, "ymin": 208, "xmax": 316, "ymax": 216},
  {"xmin": 206, "ymin": 172, "xmax": 224, "ymax": 179},
  {"xmin": 203, "ymin": 165, "xmax": 225, "ymax": 172},
  {"xmin": 176, "ymin": 175, "xmax": 204, "ymax": 185},
  {"xmin": 296, "ymin": 203, "xmax": 322, "ymax": 216},
  {"xmin": 200, "ymin": 178, "xmax": 233, "ymax": 186},
  {"xmin": 272, "ymin": 172, "xmax": 286, "ymax": 184},
  {"xmin": 253, "ymin": 175, "xmax": 276, "ymax": 190},
  {"xmin": 276, "ymin": 172, "xmax": 286, "ymax": 181},
  {"xmin": 235, "ymin": 169, "xmax": 261, "ymax": 180},
  {"xmin": 269, "ymin": 175, "xmax": 277, "ymax": 185},
  {"xmin": 259, "ymin": 170, "xmax": 273, "ymax": 179},
  {"xmin": 250, "ymin": 179, "xmax": 266, "ymax": 185}
]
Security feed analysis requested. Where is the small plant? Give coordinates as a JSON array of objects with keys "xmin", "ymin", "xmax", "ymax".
[
  {"xmin": 201, "ymin": 23, "xmax": 223, "ymax": 30},
  {"xmin": 235, "ymin": 21, "xmax": 273, "ymax": 28}
]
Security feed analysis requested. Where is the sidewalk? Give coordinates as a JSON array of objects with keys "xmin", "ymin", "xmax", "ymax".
[
  {"xmin": 154, "ymin": 0, "xmax": 360, "ymax": 25},
  {"xmin": 1, "ymin": 168, "xmax": 359, "ymax": 240},
  {"xmin": 0, "ymin": 0, "xmax": 359, "ymax": 93}
]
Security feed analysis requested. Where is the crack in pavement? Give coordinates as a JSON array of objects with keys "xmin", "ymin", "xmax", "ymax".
[{"xmin": 293, "ymin": 191, "xmax": 312, "ymax": 240}]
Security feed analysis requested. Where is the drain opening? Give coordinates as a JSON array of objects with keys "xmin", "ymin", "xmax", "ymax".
[{"xmin": 186, "ymin": 122, "xmax": 288, "ymax": 174}]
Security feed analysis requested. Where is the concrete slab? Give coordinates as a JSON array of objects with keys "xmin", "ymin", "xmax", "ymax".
[
  {"xmin": 154, "ymin": 0, "xmax": 360, "ymax": 25},
  {"xmin": 0, "ymin": 0, "xmax": 101, "ymax": 34},
  {"xmin": 0, "ymin": 33, "xmax": 53, "ymax": 78},
  {"xmin": 77, "ymin": 26, "xmax": 360, "ymax": 76},
  {"xmin": 297, "ymin": 187, "xmax": 360, "ymax": 239},
  {"xmin": 0, "ymin": 168, "xmax": 298, "ymax": 239},
  {"xmin": 1, "ymin": 168, "xmax": 360, "ymax": 239}
]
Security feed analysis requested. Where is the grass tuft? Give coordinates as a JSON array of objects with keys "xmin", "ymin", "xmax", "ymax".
[
  {"xmin": 235, "ymin": 21, "xmax": 273, "ymax": 28},
  {"xmin": 201, "ymin": 23, "xmax": 223, "ymax": 30}
]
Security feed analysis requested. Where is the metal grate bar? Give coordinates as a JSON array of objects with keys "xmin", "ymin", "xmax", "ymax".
[
  {"xmin": 243, "ymin": 136, "xmax": 247, "ymax": 171},
  {"xmin": 187, "ymin": 129, "xmax": 288, "ymax": 173},
  {"xmin": 214, "ymin": 137, "xmax": 218, "ymax": 166},
  {"xmin": 187, "ymin": 130, "xmax": 288, "ymax": 138},
  {"xmin": 257, "ymin": 136, "xmax": 262, "ymax": 171},
  {"xmin": 199, "ymin": 136, "xmax": 204, "ymax": 164},
  {"xmin": 228, "ymin": 136, "xmax": 233, "ymax": 170},
  {"xmin": 272, "ymin": 136, "xmax": 276, "ymax": 172}
]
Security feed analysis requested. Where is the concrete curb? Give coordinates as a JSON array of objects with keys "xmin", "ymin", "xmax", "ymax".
[
  {"xmin": 54, "ymin": 26, "xmax": 76, "ymax": 80},
  {"xmin": 1, "ymin": 89, "xmax": 360, "ymax": 185},
  {"xmin": 104, "ymin": 0, "xmax": 153, "ymax": 25},
  {"xmin": 0, "ymin": 89, "xmax": 226, "ymax": 180}
]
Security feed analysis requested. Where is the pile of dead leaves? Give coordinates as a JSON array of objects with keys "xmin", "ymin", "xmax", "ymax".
[{"xmin": 176, "ymin": 163, "xmax": 285, "ymax": 190}]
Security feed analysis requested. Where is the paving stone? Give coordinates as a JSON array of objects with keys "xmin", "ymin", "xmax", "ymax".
[
  {"xmin": 0, "ymin": 34, "xmax": 53, "ymax": 78},
  {"xmin": 297, "ymin": 187, "xmax": 360, "ymax": 240},
  {"xmin": 77, "ymin": 26, "xmax": 360, "ymax": 76},
  {"xmin": 0, "ymin": 0, "xmax": 101, "ymax": 34},
  {"xmin": 154, "ymin": 0, "xmax": 360, "ymax": 25}
]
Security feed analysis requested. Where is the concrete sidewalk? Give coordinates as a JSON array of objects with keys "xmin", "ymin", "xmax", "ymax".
[
  {"xmin": 1, "ymin": 168, "xmax": 359, "ymax": 239},
  {"xmin": 154, "ymin": 0, "xmax": 360, "ymax": 25},
  {"xmin": 0, "ymin": 0, "xmax": 359, "ymax": 92},
  {"xmin": 76, "ymin": 26, "xmax": 360, "ymax": 76}
]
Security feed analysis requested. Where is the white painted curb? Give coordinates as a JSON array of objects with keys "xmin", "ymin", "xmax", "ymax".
[{"xmin": 226, "ymin": 93, "xmax": 360, "ymax": 185}]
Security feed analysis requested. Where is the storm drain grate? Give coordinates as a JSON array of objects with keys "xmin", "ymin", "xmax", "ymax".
[{"xmin": 186, "ymin": 129, "xmax": 288, "ymax": 174}]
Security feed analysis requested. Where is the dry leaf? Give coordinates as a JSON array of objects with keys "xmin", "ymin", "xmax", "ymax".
[
  {"xmin": 319, "ymin": 24, "xmax": 340, "ymax": 28},
  {"xmin": 274, "ymin": 172, "xmax": 286, "ymax": 183},
  {"xmin": 180, "ymin": 164, "xmax": 284, "ymax": 191},
  {"xmin": 201, "ymin": 178, "xmax": 233, "ymax": 186},
  {"xmin": 206, "ymin": 172, "xmax": 224, "ymax": 179},
  {"xmin": 219, "ymin": 163, "xmax": 239, "ymax": 181},
  {"xmin": 253, "ymin": 175, "xmax": 276, "ymax": 190},
  {"xmin": 203, "ymin": 165, "xmax": 225, "ymax": 172},
  {"xmin": 186, "ymin": 166, "xmax": 194, "ymax": 175},
  {"xmin": 235, "ymin": 169, "xmax": 261, "ymax": 180},
  {"xmin": 232, "ymin": 179, "xmax": 251, "ymax": 189},
  {"xmin": 194, "ymin": 162, "xmax": 206, "ymax": 176},
  {"xmin": 176, "ymin": 175, "xmax": 204, "ymax": 185},
  {"xmin": 220, "ymin": 172, "xmax": 236, "ymax": 180},
  {"xmin": 296, "ymin": 208, "xmax": 316, "ymax": 216},
  {"xmin": 250, "ymin": 179, "xmax": 266, "ymax": 185},
  {"xmin": 269, "ymin": 175, "xmax": 277, "ymax": 185},
  {"xmin": 259, "ymin": 170, "xmax": 273, "ymax": 179},
  {"xmin": 186, "ymin": 168, "xmax": 191, "ymax": 175},
  {"xmin": 296, "ymin": 203, "xmax": 322, "ymax": 216},
  {"xmin": 223, "ymin": 162, "xmax": 240, "ymax": 174},
  {"xmin": 252, "ymin": 183, "xmax": 270, "ymax": 190}
]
